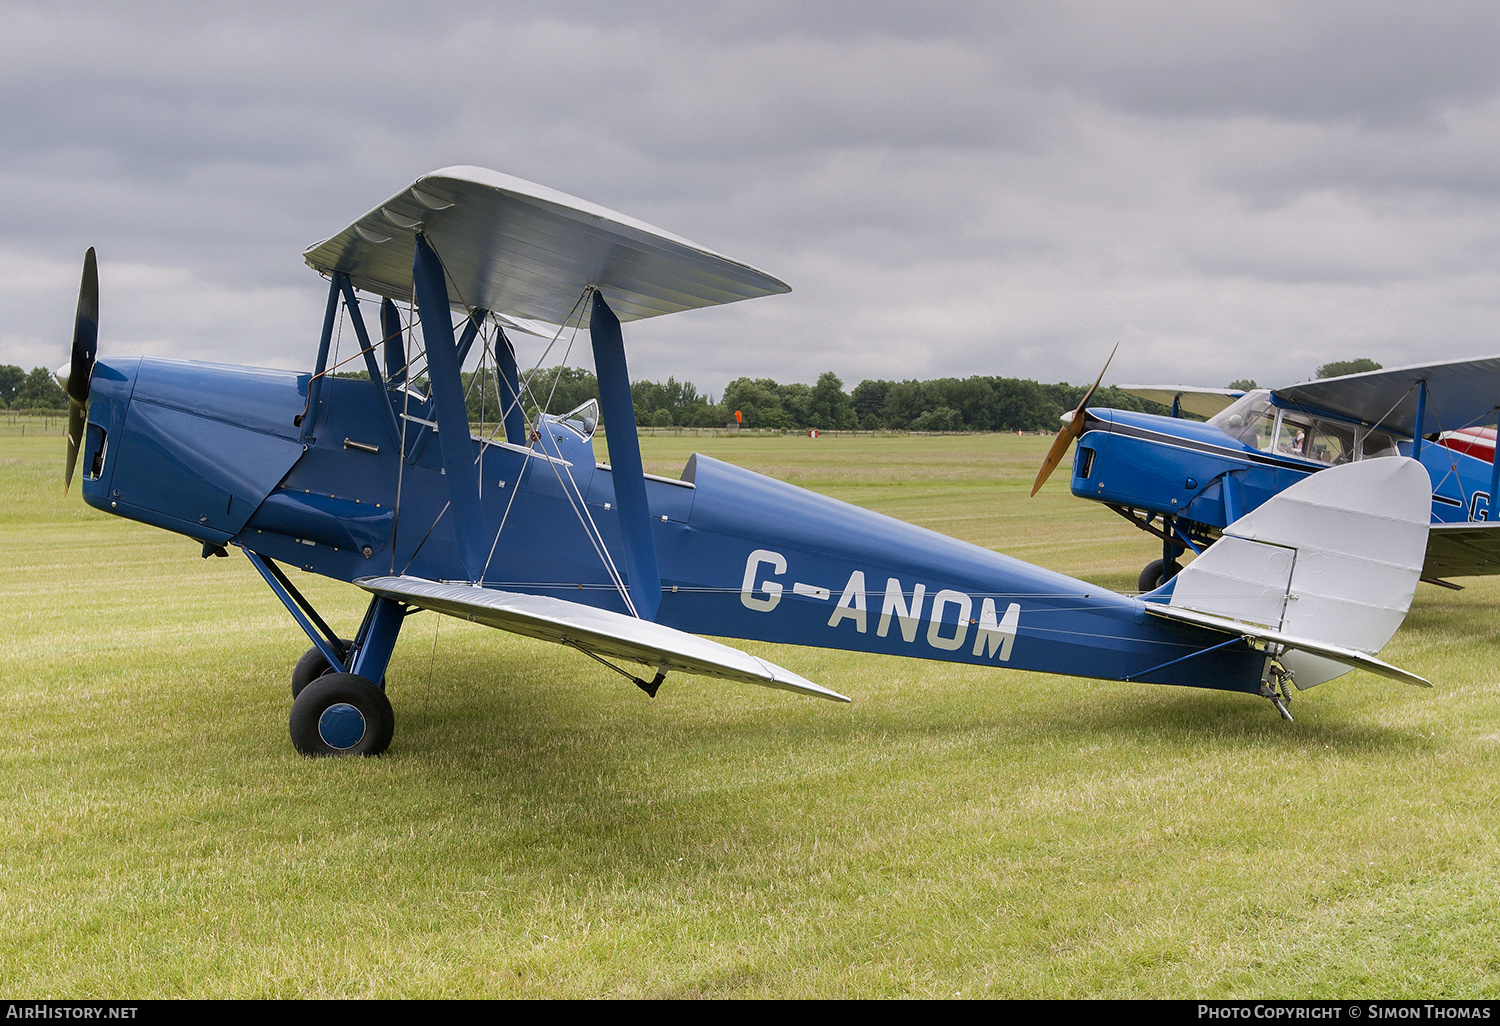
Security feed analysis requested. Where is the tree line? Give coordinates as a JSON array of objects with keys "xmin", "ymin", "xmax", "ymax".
[{"xmin": 454, "ymin": 367, "xmax": 1170, "ymax": 432}]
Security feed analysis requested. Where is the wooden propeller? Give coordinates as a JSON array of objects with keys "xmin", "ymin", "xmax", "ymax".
[{"xmin": 1030, "ymin": 343, "xmax": 1117, "ymax": 497}]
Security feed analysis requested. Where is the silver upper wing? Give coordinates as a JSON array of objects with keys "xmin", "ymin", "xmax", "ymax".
[{"xmin": 304, "ymin": 166, "xmax": 790, "ymax": 327}]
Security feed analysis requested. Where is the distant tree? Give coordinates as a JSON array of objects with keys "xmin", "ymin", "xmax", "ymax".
[
  {"xmin": 681, "ymin": 400, "xmax": 728, "ymax": 428},
  {"xmin": 1228, "ymin": 379, "xmax": 1258, "ymax": 391},
  {"xmin": 723, "ymin": 377, "xmax": 797, "ymax": 429},
  {"xmin": 523, "ymin": 366, "xmax": 597, "ymax": 418},
  {"xmin": 0, "ymin": 365, "xmax": 24, "ymax": 408},
  {"xmin": 850, "ymin": 379, "xmax": 889, "ymax": 429},
  {"xmin": 926, "ymin": 376, "xmax": 996, "ymax": 430},
  {"xmin": 1316, "ymin": 359, "xmax": 1381, "ymax": 379},
  {"xmin": 879, "ymin": 380, "xmax": 927, "ymax": 430},
  {"xmin": 910, "ymin": 406, "xmax": 964, "ymax": 432},
  {"xmin": 15, "ymin": 366, "xmax": 67, "ymax": 410},
  {"xmin": 992, "ymin": 379, "xmax": 1061, "ymax": 430},
  {"xmin": 632, "ymin": 375, "xmax": 707, "ymax": 426},
  {"xmin": 808, "ymin": 372, "xmax": 857, "ymax": 430}
]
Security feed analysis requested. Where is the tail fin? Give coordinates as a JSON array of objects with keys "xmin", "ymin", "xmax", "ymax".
[{"xmin": 1148, "ymin": 457, "xmax": 1431, "ymax": 689}]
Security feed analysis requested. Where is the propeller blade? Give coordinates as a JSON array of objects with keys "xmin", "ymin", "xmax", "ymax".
[
  {"xmin": 1030, "ymin": 343, "xmax": 1118, "ymax": 497},
  {"xmin": 64, "ymin": 399, "xmax": 87, "ymax": 494},
  {"xmin": 1075, "ymin": 340, "xmax": 1118, "ymax": 416},
  {"xmin": 1031, "ymin": 414, "xmax": 1084, "ymax": 496},
  {"xmin": 63, "ymin": 248, "xmax": 98, "ymax": 494}
]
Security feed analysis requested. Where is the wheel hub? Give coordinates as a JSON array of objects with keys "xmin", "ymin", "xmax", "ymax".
[{"xmin": 317, "ymin": 702, "xmax": 368, "ymax": 750}]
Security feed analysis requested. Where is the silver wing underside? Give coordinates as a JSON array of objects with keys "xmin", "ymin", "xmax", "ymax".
[
  {"xmin": 1117, "ymin": 385, "xmax": 1246, "ymax": 419},
  {"xmin": 1423, "ymin": 522, "xmax": 1500, "ymax": 579},
  {"xmin": 354, "ymin": 575, "xmax": 850, "ymax": 703},
  {"xmin": 1275, "ymin": 355, "xmax": 1500, "ymax": 438}
]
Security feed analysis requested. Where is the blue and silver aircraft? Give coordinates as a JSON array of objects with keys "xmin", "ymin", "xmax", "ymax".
[
  {"xmin": 62, "ymin": 167, "xmax": 1441, "ymax": 752},
  {"xmin": 1031, "ymin": 357, "xmax": 1500, "ymax": 591}
]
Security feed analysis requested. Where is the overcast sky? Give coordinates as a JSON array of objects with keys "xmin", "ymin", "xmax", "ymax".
[{"xmin": 5, "ymin": 0, "xmax": 1500, "ymax": 396}]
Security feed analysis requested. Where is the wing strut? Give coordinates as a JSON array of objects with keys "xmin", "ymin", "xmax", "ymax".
[
  {"xmin": 381, "ymin": 298, "xmax": 407, "ymax": 388},
  {"xmin": 590, "ymin": 290, "xmax": 662, "ymax": 620},
  {"xmin": 495, "ymin": 327, "xmax": 526, "ymax": 446},
  {"xmin": 411, "ymin": 232, "xmax": 487, "ymax": 581},
  {"xmin": 335, "ymin": 272, "xmax": 404, "ymax": 450},
  {"xmin": 299, "ymin": 274, "xmax": 342, "ymax": 444},
  {"xmin": 405, "ymin": 308, "xmax": 487, "ymax": 468}
]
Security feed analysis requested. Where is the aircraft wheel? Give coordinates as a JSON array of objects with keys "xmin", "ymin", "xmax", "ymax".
[
  {"xmin": 289, "ymin": 673, "xmax": 394, "ymax": 757},
  {"xmin": 1138, "ymin": 558, "xmax": 1181, "ymax": 592},
  {"xmin": 291, "ymin": 640, "xmax": 350, "ymax": 698},
  {"xmin": 290, "ymin": 640, "xmax": 385, "ymax": 697}
]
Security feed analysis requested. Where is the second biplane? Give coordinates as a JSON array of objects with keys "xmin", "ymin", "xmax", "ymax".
[
  {"xmin": 63, "ymin": 167, "xmax": 1439, "ymax": 752},
  {"xmin": 1031, "ymin": 356, "xmax": 1500, "ymax": 590}
]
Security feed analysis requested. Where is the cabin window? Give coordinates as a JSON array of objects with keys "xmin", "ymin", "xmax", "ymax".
[
  {"xmin": 1306, "ymin": 420, "xmax": 1355, "ymax": 464},
  {"xmin": 1272, "ymin": 414, "xmax": 1311, "ymax": 458},
  {"xmin": 1358, "ymin": 428, "xmax": 1398, "ymax": 460},
  {"xmin": 1208, "ymin": 390, "xmax": 1386, "ymax": 465},
  {"xmin": 1271, "ymin": 412, "xmax": 1354, "ymax": 465}
]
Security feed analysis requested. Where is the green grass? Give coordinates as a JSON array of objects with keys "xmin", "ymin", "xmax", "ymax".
[{"xmin": 3, "ymin": 429, "xmax": 1500, "ymax": 997}]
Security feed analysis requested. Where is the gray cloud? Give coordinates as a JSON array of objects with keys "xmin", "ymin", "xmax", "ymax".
[{"xmin": 5, "ymin": 0, "xmax": 1500, "ymax": 398}]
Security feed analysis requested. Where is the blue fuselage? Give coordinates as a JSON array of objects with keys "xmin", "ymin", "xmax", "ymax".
[{"xmin": 80, "ymin": 357, "xmax": 1273, "ymax": 694}]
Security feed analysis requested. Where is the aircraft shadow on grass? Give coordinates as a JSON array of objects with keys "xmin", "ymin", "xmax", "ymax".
[{"xmin": 59, "ymin": 167, "xmax": 1443, "ymax": 754}]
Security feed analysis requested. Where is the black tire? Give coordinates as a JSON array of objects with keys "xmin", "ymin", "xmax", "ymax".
[
  {"xmin": 289, "ymin": 673, "xmax": 394, "ymax": 757},
  {"xmin": 291, "ymin": 640, "xmax": 349, "ymax": 698},
  {"xmin": 1138, "ymin": 558, "xmax": 1181, "ymax": 592},
  {"xmin": 290, "ymin": 639, "xmax": 388, "ymax": 698}
]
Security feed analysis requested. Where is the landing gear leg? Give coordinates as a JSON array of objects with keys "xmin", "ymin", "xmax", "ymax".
[
  {"xmin": 1260, "ymin": 661, "xmax": 1296, "ymax": 721},
  {"xmin": 1138, "ymin": 517, "xmax": 1186, "ymax": 592},
  {"xmin": 245, "ymin": 551, "xmax": 411, "ymax": 755},
  {"xmin": 287, "ymin": 595, "xmax": 406, "ymax": 757}
]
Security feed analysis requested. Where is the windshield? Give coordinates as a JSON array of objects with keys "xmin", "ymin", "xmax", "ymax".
[
  {"xmin": 544, "ymin": 398, "xmax": 599, "ymax": 442},
  {"xmin": 1208, "ymin": 390, "xmax": 1277, "ymax": 449}
]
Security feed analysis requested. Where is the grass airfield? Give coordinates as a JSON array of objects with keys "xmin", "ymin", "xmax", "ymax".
[{"xmin": 3, "ymin": 428, "xmax": 1500, "ymax": 998}]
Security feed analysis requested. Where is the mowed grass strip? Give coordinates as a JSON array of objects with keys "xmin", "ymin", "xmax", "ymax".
[{"xmin": 2, "ymin": 430, "xmax": 1499, "ymax": 997}]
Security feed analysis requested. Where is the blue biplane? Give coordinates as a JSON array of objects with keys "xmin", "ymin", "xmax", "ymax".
[
  {"xmin": 62, "ymin": 167, "xmax": 1439, "ymax": 751},
  {"xmin": 1031, "ymin": 356, "xmax": 1500, "ymax": 591}
]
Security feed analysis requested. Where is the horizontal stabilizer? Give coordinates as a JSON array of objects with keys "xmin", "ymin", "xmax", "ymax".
[
  {"xmin": 354, "ymin": 576, "xmax": 849, "ymax": 703},
  {"xmin": 1143, "ymin": 603, "xmax": 1430, "ymax": 688},
  {"xmin": 1160, "ymin": 456, "xmax": 1431, "ymax": 689}
]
